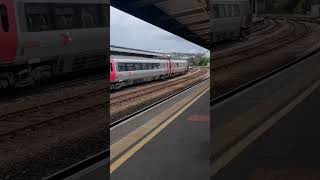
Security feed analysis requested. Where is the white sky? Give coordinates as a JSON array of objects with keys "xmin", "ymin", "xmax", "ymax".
[{"xmin": 110, "ymin": 6, "xmax": 207, "ymax": 53}]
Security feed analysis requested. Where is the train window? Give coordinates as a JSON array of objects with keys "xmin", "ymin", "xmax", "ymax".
[
  {"xmin": 25, "ymin": 4, "xmax": 52, "ymax": 32},
  {"xmin": 227, "ymin": 5, "xmax": 233, "ymax": 17},
  {"xmin": 147, "ymin": 63, "xmax": 153, "ymax": 70},
  {"xmin": 134, "ymin": 63, "xmax": 141, "ymax": 70},
  {"xmin": 54, "ymin": 6, "xmax": 80, "ymax": 30},
  {"xmin": 142, "ymin": 63, "xmax": 147, "ymax": 70},
  {"xmin": 80, "ymin": 6, "xmax": 97, "ymax": 28},
  {"xmin": 24, "ymin": 3, "xmax": 107, "ymax": 32},
  {"xmin": 218, "ymin": 5, "xmax": 225, "ymax": 18},
  {"xmin": 118, "ymin": 63, "xmax": 126, "ymax": 71},
  {"xmin": 224, "ymin": 5, "xmax": 229, "ymax": 17},
  {"xmin": 126, "ymin": 63, "xmax": 135, "ymax": 71},
  {"xmin": 83, "ymin": 4, "xmax": 107, "ymax": 28},
  {"xmin": 100, "ymin": 5, "xmax": 108, "ymax": 27},
  {"xmin": 212, "ymin": 5, "xmax": 219, "ymax": 18},
  {"xmin": 234, "ymin": 5, "xmax": 240, "ymax": 17},
  {"xmin": 230, "ymin": 4, "xmax": 235, "ymax": 17},
  {"xmin": 0, "ymin": 5, "xmax": 9, "ymax": 32},
  {"xmin": 110, "ymin": 63, "xmax": 113, "ymax": 72}
]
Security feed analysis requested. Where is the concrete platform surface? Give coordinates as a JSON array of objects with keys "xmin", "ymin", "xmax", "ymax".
[
  {"xmin": 111, "ymin": 80, "xmax": 210, "ymax": 180},
  {"xmin": 211, "ymin": 50, "xmax": 320, "ymax": 177}
]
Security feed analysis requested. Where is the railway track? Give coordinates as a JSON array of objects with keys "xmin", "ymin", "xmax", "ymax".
[
  {"xmin": 109, "ymin": 68, "xmax": 198, "ymax": 98},
  {"xmin": 211, "ymin": 45, "xmax": 320, "ymax": 106},
  {"xmin": 211, "ymin": 17, "xmax": 320, "ymax": 104},
  {"xmin": 44, "ymin": 149, "xmax": 109, "ymax": 180},
  {"xmin": 250, "ymin": 18, "xmax": 281, "ymax": 39},
  {"xmin": 251, "ymin": 18, "xmax": 271, "ymax": 33},
  {"xmin": 0, "ymin": 69, "xmax": 208, "ymax": 178},
  {"xmin": 0, "ymin": 70, "xmax": 106, "ymax": 103},
  {"xmin": 0, "ymin": 67, "xmax": 207, "ymax": 140},
  {"xmin": 210, "ymin": 18, "xmax": 320, "ymax": 179},
  {"xmin": 0, "ymin": 87, "xmax": 107, "ymax": 139},
  {"xmin": 44, "ymin": 75, "xmax": 210, "ymax": 180},
  {"xmin": 212, "ymin": 19, "xmax": 310, "ymax": 71},
  {"xmin": 212, "ymin": 18, "xmax": 286, "ymax": 59}
]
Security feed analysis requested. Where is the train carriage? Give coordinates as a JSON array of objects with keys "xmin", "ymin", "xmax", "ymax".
[
  {"xmin": 0, "ymin": 0, "xmax": 108, "ymax": 88},
  {"xmin": 110, "ymin": 55, "xmax": 189, "ymax": 90},
  {"xmin": 210, "ymin": 0, "xmax": 252, "ymax": 43}
]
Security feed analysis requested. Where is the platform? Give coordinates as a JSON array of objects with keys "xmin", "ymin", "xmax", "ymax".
[
  {"xmin": 211, "ymin": 50, "xmax": 320, "ymax": 178},
  {"xmin": 110, "ymin": 79, "xmax": 210, "ymax": 180}
]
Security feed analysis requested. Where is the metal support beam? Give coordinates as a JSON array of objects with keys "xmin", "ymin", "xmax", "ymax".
[{"xmin": 111, "ymin": 0, "xmax": 211, "ymax": 48}]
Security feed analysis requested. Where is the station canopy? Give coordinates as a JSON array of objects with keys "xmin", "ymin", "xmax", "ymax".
[{"xmin": 111, "ymin": 0, "xmax": 210, "ymax": 49}]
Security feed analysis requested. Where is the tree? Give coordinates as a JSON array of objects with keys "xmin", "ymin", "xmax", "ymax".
[
  {"xmin": 193, "ymin": 57, "xmax": 209, "ymax": 66},
  {"xmin": 270, "ymin": 0, "xmax": 311, "ymax": 14}
]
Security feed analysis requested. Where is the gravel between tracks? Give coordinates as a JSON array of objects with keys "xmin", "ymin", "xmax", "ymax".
[
  {"xmin": 0, "ymin": 66, "xmax": 207, "ymax": 179},
  {"xmin": 212, "ymin": 19, "xmax": 320, "ymax": 99},
  {"xmin": 110, "ymin": 68, "xmax": 209, "ymax": 122},
  {"xmin": 0, "ymin": 77, "xmax": 109, "ymax": 180}
]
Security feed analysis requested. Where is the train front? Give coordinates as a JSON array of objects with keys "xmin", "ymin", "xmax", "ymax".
[{"xmin": 110, "ymin": 57, "xmax": 116, "ymax": 89}]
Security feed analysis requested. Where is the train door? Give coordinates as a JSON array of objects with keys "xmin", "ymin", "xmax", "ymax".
[
  {"xmin": 170, "ymin": 60, "xmax": 174, "ymax": 77},
  {"xmin": 110, "ymin": 57, "xmax": 115, "ymax": 82},
  {"xmin": 166, "ymin": 59, "xmax": 170, "ymax": 78},
  {"xmin": 0, "ymin": 0, "xmax": 17, "ymax": 64}
]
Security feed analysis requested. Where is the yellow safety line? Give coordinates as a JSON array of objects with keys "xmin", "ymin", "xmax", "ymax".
[{"xmin": 110, "ymin": 86, "xmax": 209, "ymax": 174}]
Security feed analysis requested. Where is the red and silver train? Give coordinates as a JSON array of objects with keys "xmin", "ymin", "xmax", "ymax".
[
  {"xmin": 110, "ymin": 55, "xmax": 189, "ymax": 90},
  {"xmin": 0, "ymin": 0, "xmax": 108, "ymax": 88}
]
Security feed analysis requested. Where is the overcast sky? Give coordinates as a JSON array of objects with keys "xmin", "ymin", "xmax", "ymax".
[{"xmin": 110, "ymin": 6, "xmax": 207, "ymax": 54}]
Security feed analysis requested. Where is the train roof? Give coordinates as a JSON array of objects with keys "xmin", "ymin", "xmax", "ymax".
[
  {"xmin": 111, "ymin": 55, "xmax": 167, "ymax": 60},
  {"xmin": 111, "ymin": 55, "xmax": 188, "ymax": 62},
  {"xmin": 110, "ymin": 45, "xmax": 166, "ymax": 58},
  {"xmin": 13, "ymin": 0, "xmax": 108, "ymax": 4}
]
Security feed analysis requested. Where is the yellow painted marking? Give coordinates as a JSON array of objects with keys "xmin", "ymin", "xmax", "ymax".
[
  {"xmin": 110, "ymin": 85, "xmax": 209, "ymax": 174},
  {"xmin": 110, "ymin": 82, "xmax": 209, "ymax": 161},
  {"xmin": 210, "ymin": 78, "xmax": 320, "ymax": 176}
]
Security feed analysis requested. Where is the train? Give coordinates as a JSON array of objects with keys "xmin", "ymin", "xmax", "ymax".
[
  {"xmin": 0, "ymin": 0, "xmax": 108, "ymax": 89},
  {"xmin": 210, "ymin": 0, "xmax": 252, "ymax": 43},
  {"xmin": 110, "ymin": 55, "xmax": 189, "ymax": 90}
]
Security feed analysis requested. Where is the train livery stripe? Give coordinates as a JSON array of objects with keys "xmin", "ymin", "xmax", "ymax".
[{"xmin": 109, "ymin": 56, "xmax": 189, "ymax": 89}]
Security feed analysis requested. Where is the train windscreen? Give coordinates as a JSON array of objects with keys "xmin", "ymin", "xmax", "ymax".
[{"xmin": 0, "ymin": 4, "xmax": 9, "ymax": 32}]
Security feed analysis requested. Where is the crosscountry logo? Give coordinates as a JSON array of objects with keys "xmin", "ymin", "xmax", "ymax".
[{"xmin": 60, "ymin": 32, "xmax": 72, "ymax": 47}]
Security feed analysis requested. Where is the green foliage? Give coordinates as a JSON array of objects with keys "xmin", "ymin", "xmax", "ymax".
[
  {"xmin": 271, "ymin": 0, "xmax": 311, "ymax": 14},
  {"xmin": 193, "ymin": 57, "xmax": 209, "ymax": 66}
]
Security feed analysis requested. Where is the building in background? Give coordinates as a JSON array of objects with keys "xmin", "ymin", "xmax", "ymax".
[{"xmin": 203, "ymin": 50, "xmax": 210, "ymax": 59}]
